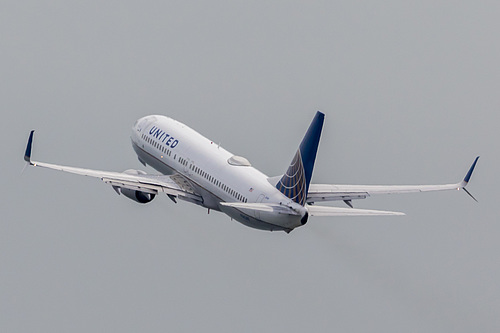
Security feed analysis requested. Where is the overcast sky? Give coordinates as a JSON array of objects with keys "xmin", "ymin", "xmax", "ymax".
[{"xmin": 1, "ymin": 1, "xmax": 499, "ymax": 332}]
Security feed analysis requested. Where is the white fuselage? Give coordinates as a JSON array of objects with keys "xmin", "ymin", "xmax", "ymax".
[{"xmin": 130, "ymin": 115, "xmax": 304, "ymax": 232}]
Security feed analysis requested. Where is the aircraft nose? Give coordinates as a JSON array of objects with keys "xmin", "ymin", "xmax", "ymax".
[
  {"xmin": 133, "ymin": 116, "xmax": 149, "ymax": 132},
  {"xmin": 133, "ymin": 116, "xmax": 145, "ymax": 128}
]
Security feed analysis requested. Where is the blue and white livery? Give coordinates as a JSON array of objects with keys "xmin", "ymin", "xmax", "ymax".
[{"xmin": 23, "ymin": 112, "xmax": 479, "ymax": 233}]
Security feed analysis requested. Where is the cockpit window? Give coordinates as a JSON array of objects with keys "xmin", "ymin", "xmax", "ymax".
[{"xmin": 135, "ymin": 116, "xmax": 157, "ymax": 132}]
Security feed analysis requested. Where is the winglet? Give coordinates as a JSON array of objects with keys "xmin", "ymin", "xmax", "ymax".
[
  {"xmin": 24, "ymin": 130, "xmax": 35, "ymax": 164},
  {"xmin": 463, "ymin": 156, "xmax": 480, "ymax": 185},
  {"xmin": 460, "ymin": 156, "xmax": 479, "ymax": 202}
]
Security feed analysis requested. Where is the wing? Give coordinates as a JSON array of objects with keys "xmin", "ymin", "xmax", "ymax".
[
  {"xmin": 307, "ymin": 157, "xmax": 479, "ymax": 204},
  {"xmin": 23, "ymin": 130, "xmax": 201, "ymax": 202}
]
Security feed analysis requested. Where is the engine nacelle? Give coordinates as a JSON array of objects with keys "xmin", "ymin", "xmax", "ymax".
[
  {"xmin": 112, "ymin": 169, "xmax": 156, "ymax": 204},
  {"xmin": 120, "ymin": 188, "xmax": 156, "ymax": 204}
]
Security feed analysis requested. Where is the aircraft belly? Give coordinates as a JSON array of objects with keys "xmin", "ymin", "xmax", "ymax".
[
  {"xmin": 220, "ymin": 205, "xmax": 301, "ymax": 232},
  {"xmin": 191, "ymin": 184, "xmax": 221, "ymax": 210}
]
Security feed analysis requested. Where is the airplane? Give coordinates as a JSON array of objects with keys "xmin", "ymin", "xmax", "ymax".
[{"xmin": 23, "ymin": 111, "xmax": 479, "ymax": 233}]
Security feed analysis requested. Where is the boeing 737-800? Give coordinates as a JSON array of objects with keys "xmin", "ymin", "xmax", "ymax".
[{"xmin": 23, "ymin": 112, "xmax": 479, "ymax": 233}]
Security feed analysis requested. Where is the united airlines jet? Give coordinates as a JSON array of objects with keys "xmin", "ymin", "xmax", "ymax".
[{"xmin": 23, "ymin": 112, "xmax": 479, "ymax": 233}]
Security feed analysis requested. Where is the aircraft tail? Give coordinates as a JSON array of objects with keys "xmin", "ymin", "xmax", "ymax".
[{"xmin": 275, "ymin": 111, "xmax": 324, "ymax": 206}]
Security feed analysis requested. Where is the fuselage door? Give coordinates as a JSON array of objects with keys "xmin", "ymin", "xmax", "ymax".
[{"xmin": 255, "ymin": 194, "xmax": 266, "ymax": 220}]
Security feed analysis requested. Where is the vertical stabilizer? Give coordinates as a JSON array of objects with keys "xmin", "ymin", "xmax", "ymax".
[{"xmin": 276, "ymin": 111, "xmax": 324, "ymax": 205}]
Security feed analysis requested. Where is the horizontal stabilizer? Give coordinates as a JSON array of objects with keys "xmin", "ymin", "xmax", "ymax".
[
  {"xmin": 220, "ymin": 202, "xmax": 300, "ymax": 215},
  {"xmin": 306, "ymin": 205, "xmax": 405, "ymax": 217}
]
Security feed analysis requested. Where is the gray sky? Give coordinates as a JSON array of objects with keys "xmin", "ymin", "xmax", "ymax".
[{"xmin": 1, "ymin": 1, "xmax": 499, "ymax": 332}]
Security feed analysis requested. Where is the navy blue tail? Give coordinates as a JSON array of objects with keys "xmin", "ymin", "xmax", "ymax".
[{"xmin": 276, "ymin": 111, "xmax": 324, "ymax": 206}]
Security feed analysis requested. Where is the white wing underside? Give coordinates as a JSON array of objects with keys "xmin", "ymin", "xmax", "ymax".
[
  {"xmin": 29, "ymin": 160, "xmax": 201, "ymax": 201},
  {"xmin": 306, "ymin": 182, "xmax": 464, "ymax": 203}
]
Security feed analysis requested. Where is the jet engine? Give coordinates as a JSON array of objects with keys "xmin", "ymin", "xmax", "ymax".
[
  {"xmin": 119, "ymin": 188, "xmax": 156, "ymax": 204},
  {"xmin": 112, "ymin": 169, "xmax": 156, "ymax": 204}
]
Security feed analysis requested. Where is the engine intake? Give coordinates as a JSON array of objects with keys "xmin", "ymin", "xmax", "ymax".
[
  {"xmin": 111, "ymin": 169, "xmax": 156, "ymax": 204},
  {"xmin": 120, "ymin": 188, "xmax": 156, "ymax": 204}
]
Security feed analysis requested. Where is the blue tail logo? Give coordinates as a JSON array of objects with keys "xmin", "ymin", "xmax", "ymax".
[{"xmin": 276, "ymin": 111, "xmax": 324, "ymax": 206}]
